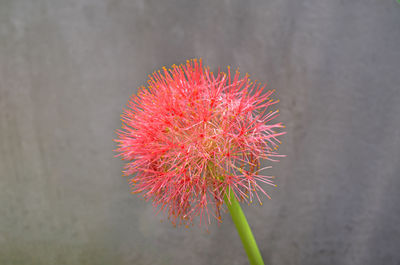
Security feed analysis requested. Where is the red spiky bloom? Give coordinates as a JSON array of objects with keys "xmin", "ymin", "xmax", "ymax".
[{"xmin": 115, "ymin": 59, "xmax": 285, "ymax": 227}]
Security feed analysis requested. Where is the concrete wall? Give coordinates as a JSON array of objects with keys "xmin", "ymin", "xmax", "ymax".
[{"xmin": 1, "ymin": 0, "xmax": 400, "ymax": 264}]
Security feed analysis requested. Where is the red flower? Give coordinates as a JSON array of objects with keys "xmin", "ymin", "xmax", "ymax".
[{"xmin": 115, "ymin": 59, "xmax": 285, "ymax": 227}]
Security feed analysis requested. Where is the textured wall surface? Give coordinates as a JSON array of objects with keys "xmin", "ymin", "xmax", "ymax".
[{"xmin": 1, "ymin": 0, "xmax": 400, "ymax": 264}]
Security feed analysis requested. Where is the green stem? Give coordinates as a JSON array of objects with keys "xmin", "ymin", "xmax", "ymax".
[{"xmin": 224, "ymin": 189, "xmax": 265, "ymax": 265}]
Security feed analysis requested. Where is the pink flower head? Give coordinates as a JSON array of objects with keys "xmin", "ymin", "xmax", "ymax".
[{"xmin": 115, "ymin": 59, "xmax": 285, "ymax": 227}]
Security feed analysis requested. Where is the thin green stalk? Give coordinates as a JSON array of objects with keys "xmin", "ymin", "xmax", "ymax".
[{"xmin": 224, "ymin": 189, "xmax": 265, "ymax": 265}]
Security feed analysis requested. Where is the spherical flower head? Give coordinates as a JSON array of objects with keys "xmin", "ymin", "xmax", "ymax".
[{"xmin": 115, "ymin": 59, "xmax": 285, "ymax": 227}]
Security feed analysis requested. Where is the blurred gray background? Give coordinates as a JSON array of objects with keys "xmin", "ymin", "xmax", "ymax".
[{"xmin": 1, "ymin": 0, "xmax": 400, "ymax": 264}]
